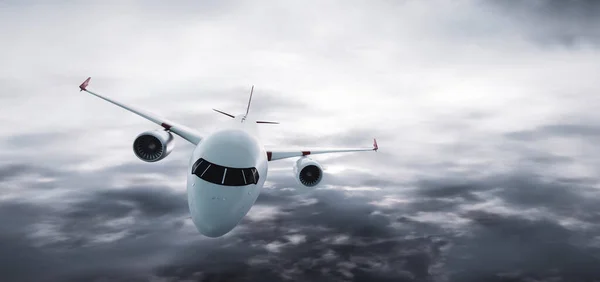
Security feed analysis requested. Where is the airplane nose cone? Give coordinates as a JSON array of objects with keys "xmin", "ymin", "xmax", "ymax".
[
  {"xmin": 196, "ymin": 223, "xmax": 234, "ymax": 238},
  {"xmin": 192, "ymin": 211, "xmax": 239, "ymax": 238},
  {"xmin": 187, "ymin": 179, "xmax": 254, "ymax": 238}
]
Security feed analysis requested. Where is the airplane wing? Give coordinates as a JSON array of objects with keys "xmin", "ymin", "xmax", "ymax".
[
  {"xmin": 266, "ymin": 139, "xmax": 378, "ymax": 161},
  {"xmin": 78, "ymin": 77, "xmax": 203, "ymax": 145}
]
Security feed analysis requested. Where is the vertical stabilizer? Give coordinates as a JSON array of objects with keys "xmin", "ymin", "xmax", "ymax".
[{"xmin": 244, "ymin": 85, "xmax": 254, "ymax": 119}]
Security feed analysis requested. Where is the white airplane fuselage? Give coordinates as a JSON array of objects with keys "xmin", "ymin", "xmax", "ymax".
[{"xmin": 186, "ymin": 115, "xmax": 267, "ymax": 237}]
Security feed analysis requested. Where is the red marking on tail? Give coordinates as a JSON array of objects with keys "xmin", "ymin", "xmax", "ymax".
[
  {"xmin": 79, "ymin": 77, "xmax": 91, "ymax": 91},
  {"xmin": 302, "ymin": 151, "xmax": 311, "ymax": 156},
  {"xmin": 373, "ymin": 138, "xmax": 378, "ymax": 151}
]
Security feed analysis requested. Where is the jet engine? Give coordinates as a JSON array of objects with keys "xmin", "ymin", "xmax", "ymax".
[
  {"xmin": 293, "ymin": 156, "xmax": 324, "ymax": 187},
  {"xmin": 132, "ymin": 130, "xmax": 174, "ymax": 162}
]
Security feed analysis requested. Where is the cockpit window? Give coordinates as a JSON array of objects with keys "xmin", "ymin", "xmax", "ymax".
[{"xmin": 191, "ymin": 158, "xmax": 259, "ymax": 186}]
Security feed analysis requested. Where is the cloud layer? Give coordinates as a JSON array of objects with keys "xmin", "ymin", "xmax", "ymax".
[{"xmin": 2, "ymin": 0, "xmax": 600, "ymax": 281}]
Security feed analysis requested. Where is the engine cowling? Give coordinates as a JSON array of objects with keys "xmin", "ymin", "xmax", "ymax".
[
  {"xmin": 293, "ymin": 157, "xmax": 324, "ymax": 187},
  {"xmin": 132, "ymin": 130, "xmax": 174, "ymax": 162}
]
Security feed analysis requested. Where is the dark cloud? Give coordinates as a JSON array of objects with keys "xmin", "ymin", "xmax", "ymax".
[
  {"xmin": 412, "ymin": 172, "xmax": 600, "ymax": 224},
  {"xmin": 0, "ymin": 234, "xmax": 63, "ymax": 282},
  {"xmin": 415, "ymin": 181, "xmax": 482, "ymax": 202},
  {"xmin": 0, "ymin": 164, "xmax": 32, "ymax": 181},
  {"xmin": 1, "ymin": 153, "xmax": 600, "ymax": 281},
  {"xmin": 0, "ymin": 175, "xmax": 192, "ymax": 281},
  {"xmin": 447, "ymin": 210, "xmax": 600, "ymax": 282},
  {"xmin": 488, "ymin": 0, "xmax": 600, "ymax": 22},
  {"xmin": 506, "ymin": 123, "xmax": 600, "ymax": 141},
  {"xmin": 66, "ymin": 185, "xmax": 187, "ymax": 220},
  {"xmin": 151, "ymin": 188, "xmax": 451, "ymax": 282},
  {"xmin": 483, "ymin": 0, "xmax": 600, "ymax": 46},
  {"xmin": 2, "ymin": 118, "xmax": 599, "ymax": 282}
]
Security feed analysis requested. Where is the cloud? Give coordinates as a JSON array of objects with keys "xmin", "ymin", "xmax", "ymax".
[
  {"xmin": 1, "ymin": 161, "xmax": 445, "ymax": 281},
  {"xmin": 0, "ymin": 164, "xmax": 34, "ymax": 181},
  {"xmin": 506, "ymin": 123, "xmax": 600, "ymax": 141},
  {"xmin": 2, "ymin": 0, "xmax": 600, "ymax": 281},
  {"xmin": 448, "ymin": 210, "xmax": 600, "ymax": 281},
  {"xmin": 484, "ymin": 0, "xmax": 600, "ymax": 47},
  {"xmin": 2, "ymin": 155, "xmax": 600, "ymax": 281}
]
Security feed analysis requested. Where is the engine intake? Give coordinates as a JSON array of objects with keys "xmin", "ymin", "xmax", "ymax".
[
  {"xmin": 133, "ymin": 130, "xmax": 174, "ymax": 162},
  {"xmin": 293, "ymin": 157, "xmax": 324, "ymax": 187}
]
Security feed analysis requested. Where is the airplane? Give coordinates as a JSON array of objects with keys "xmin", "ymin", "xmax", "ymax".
[{"xmin": 78, "ymin": 77, "xmax": 378, "ymax": 238}]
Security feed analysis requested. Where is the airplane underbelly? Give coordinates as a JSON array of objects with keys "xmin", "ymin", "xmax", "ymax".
[{"xmin": 186, "ymin": 176, "xmax": 261, "ymax": 237}]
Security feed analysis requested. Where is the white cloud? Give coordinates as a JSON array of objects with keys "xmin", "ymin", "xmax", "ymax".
[
  {"xmin": 245, "ymin": 204, "xmax": 282, "ymax": 221},
  {"xmin": 284, "ymin": 234, "xmax": 306, "ymax": 245},
  {"xmin": 1, "ymin": 1, "xmax": 598, "ymax": 181}
]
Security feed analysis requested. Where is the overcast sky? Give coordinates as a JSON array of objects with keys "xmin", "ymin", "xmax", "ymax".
[{"xmin": 2, "ymin": 0, "xmax": 600, "ymax": 281}]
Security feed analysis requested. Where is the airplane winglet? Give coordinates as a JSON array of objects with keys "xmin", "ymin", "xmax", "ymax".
[
  {"xmin": 79, "ymin": 77, "xmax": 91, "ymax": 92},
  {"xmin": 373, "ymin": 138, "xmax": 378, "ymax": 151}
]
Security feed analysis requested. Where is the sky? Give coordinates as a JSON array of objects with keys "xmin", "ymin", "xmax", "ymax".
[{"xmin": 1, "ymin": 0, "xmax": 600, "ymax": 281}]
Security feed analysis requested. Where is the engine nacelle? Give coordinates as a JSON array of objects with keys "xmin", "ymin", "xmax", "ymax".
[
  {"xmin": 132, "ymin": 130, "xmax": 174, "ymax": 162},
  {"xmin": 293, "ymin": 157, "xmax": 324, "ymax": 187}
]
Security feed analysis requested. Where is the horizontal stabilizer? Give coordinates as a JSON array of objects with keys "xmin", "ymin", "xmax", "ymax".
[
  {"xmin": 256, "ymin": 121, "xmax": 279, "ymax": 124},
  {"xmin": 212, "ymin": 109, "xmax": 235, "ymax": 118}
]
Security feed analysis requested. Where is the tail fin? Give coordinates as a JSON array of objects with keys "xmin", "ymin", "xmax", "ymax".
[
  {"xmin": 212, "ymin": 85, "xmax": 280, "ymax": 124},
  {"xmin": 245, "ymin": 85, "xmax": 279, "ymax": 124},
  {"xmin": 244, "ymin": 85, "xmax": 254, "ymax": 118}
]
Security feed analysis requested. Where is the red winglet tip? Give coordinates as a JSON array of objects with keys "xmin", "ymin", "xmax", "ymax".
[
  {"xmin": 373, "ymin": 138, "xmax": 378, "ymax": 151},
  {"xmin": 79, "ymin": 77, "xmax": 91, "ymax": 91}
]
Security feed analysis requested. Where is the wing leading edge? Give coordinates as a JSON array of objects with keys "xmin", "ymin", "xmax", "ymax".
[
  {"xmin": 266, "ymin": 139, "xmax": 378, "ymax": 161},
  {"xmin": 78, "ymin": 77, "xmax": 203, "ymax": 145}
]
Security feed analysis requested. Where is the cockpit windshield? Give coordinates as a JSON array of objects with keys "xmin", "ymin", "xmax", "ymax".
[{"xmin": 191, "ymin": 158, "xmax": 259, "ymax": 186}]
